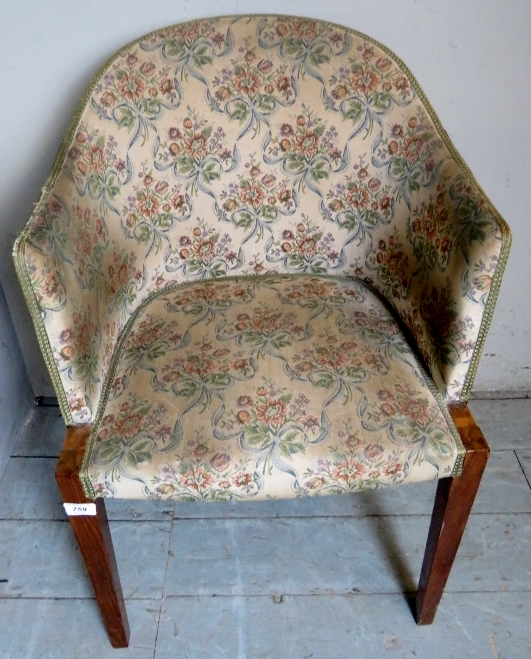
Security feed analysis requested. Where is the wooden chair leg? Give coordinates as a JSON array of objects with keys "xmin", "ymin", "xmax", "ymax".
[
  {"xmin": 55, "ymin": 425, "xmax": 130, "ymax": 648},
  {"xmin": 416, "ymin": 403, "xmax": 489, "ymax": 624}
]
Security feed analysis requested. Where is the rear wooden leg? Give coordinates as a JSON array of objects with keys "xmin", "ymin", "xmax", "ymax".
[
  {"xmin": 416, "ymin": 403, "xmax": 489, "ymax": 624},
  {"xmin": 55, "ymin": 425, "xmax": 130, "ymax": 648}
]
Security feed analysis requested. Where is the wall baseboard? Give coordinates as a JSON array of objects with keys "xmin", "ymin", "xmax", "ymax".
[
  {"xmin": 469, "ymin": 390, "xmax": 531, "ymax": 400},
  {"xmin": 35, "ymin": 396, "xmax": 60, "ymax": 407}
]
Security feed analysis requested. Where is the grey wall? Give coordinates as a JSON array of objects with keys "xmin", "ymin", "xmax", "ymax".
[
  {"xmin": 1, "ymin": 0, "xmax": 530, "ymax": 396},
  {"xmin": 0, "ymin": 281, "xmax": 34, "ymax": 481}
]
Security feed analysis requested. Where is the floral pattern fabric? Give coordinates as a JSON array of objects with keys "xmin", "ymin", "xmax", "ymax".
[
  {"xmin": 15, "ymin": 15, "xmax": 510, "ymax": 432},
  {"xmin": 84, "ymin": 275, "xmax": 463, "ymax": 500}
]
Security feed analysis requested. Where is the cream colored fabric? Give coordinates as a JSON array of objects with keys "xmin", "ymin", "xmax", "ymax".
[
  {"xmin": 16, "ymin": 15, "xmax": 509, "ymax": 429},
  {"xmin": 85, "ymin": 275, "xmax": 462, "ymax": 500}
]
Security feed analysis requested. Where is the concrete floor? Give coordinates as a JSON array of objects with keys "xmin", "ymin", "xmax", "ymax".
[{"xmin": 0, "ymin": 399, "xmax": 530, "ymax": 658}]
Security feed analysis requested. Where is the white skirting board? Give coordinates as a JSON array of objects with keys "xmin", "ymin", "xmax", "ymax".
[{"xmin": 469, "ymin": 390, "xmax": 531, "ymax": 400}]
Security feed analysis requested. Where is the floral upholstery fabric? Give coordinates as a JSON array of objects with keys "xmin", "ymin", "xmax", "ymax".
[
  {"xmin": 14, "ymin": 16, "xmax": 510, "ymax": 435},
  {"xmin": 83, "ymin": 275, "xmax": 463, "ymax": 500}
]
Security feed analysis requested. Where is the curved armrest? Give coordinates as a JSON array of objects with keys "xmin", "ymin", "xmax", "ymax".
[
  {"xmin": 14, "ymin": 193, "xmax": 106, "ymax": 423},
  {"xmin": 363, "ymin": 155, "xmax": 510, "ymax": 400}
]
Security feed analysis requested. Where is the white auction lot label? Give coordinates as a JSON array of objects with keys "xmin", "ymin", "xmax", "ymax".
[{"xmin": 63, "ymin": 503, "xmax": 97, "ymax": 516}]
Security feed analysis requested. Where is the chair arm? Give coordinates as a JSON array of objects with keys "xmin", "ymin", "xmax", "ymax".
[
  {"xmin": 365, "ymin": 157, "xmax": 510, "ymax": 400},
  {"xmin": 14, "ymin": 192, "xmax": 108, "ymax": 423}
]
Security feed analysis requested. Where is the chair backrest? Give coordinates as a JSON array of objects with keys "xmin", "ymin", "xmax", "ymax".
[{"xmin": 14, "ymin": 15, "xmax": 510, "ymax": 424}]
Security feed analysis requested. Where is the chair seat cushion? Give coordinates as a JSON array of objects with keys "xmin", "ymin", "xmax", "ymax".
[{"xmin": 82, "ymin": 275, "xmax": 464, "ymax": 501}]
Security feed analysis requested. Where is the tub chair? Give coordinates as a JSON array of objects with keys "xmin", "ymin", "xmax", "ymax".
[{"xmin": 14, "ymin": 15, "xmax": 510, "ymax": 647}]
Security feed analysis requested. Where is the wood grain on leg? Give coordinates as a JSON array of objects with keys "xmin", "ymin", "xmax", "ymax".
[
  {"xmin": 55, "ymin": 425, "xmax": 130, "ymax": 648},
  {"xmin": 416, "ymin": 403, "xmax": 489, "ymax": 625}
]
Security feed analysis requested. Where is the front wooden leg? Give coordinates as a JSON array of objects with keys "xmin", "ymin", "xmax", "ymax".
[
  {"xmin": 55, "ymin": 425, "xmax": 130, "ymax": 648},
  {"xmin": 416, "ymin": 403, "xmax": 489, "ymax": 624}
]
